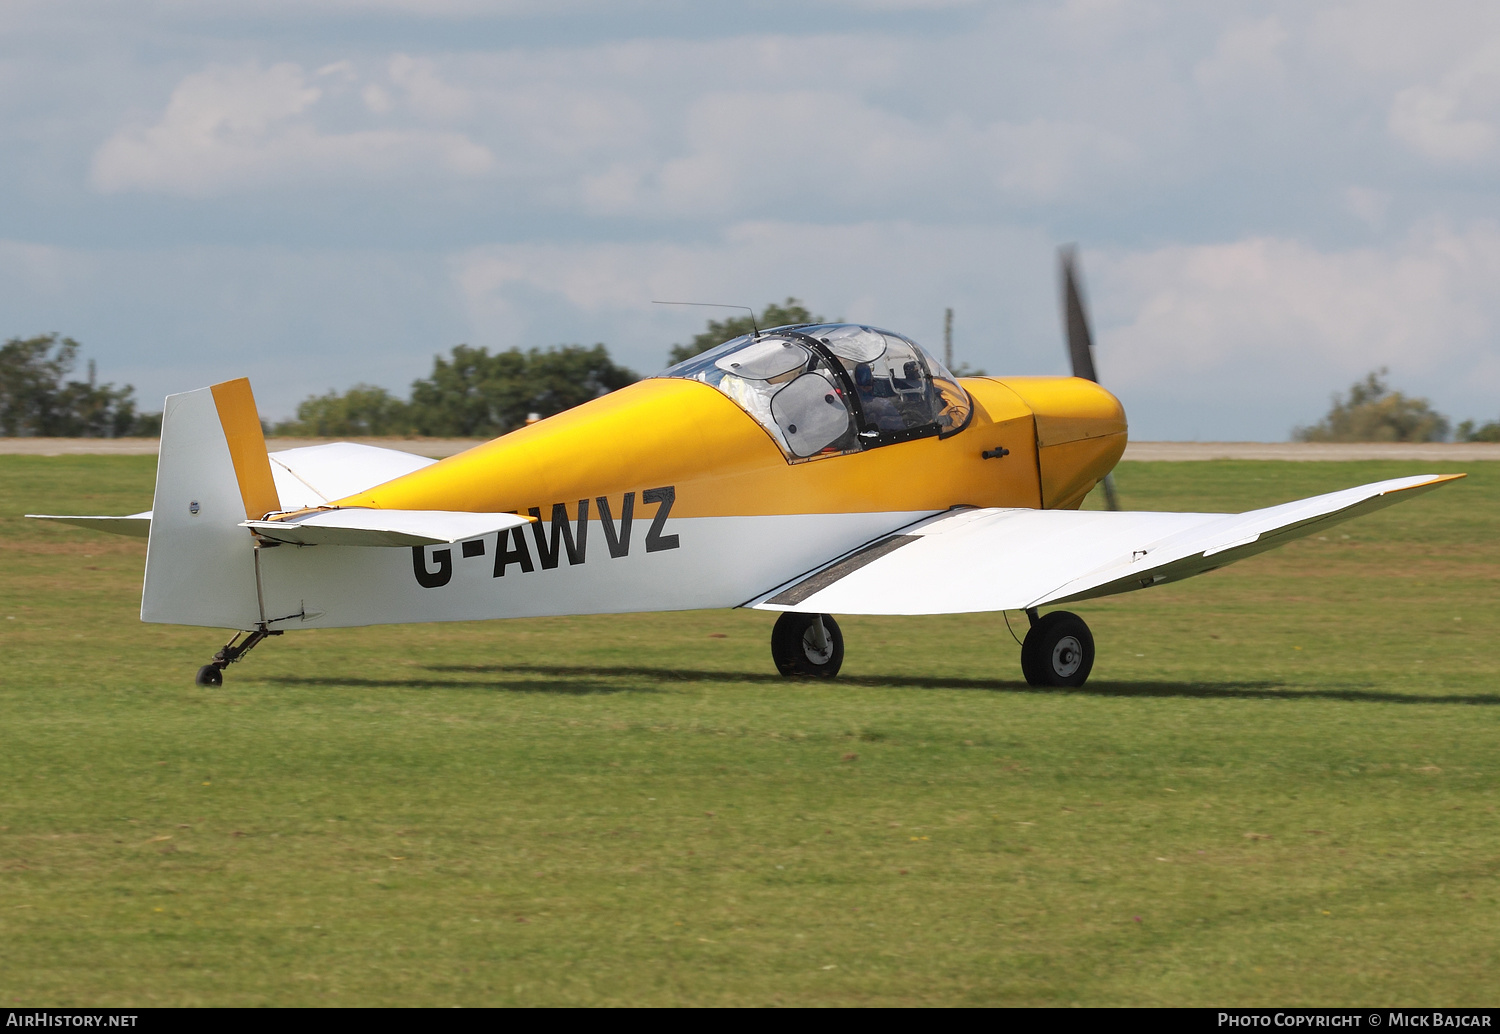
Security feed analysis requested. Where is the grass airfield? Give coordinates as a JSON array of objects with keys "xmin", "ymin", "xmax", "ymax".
[{"xmin": 1, "ymin": 455, "xmax": 1496, "ymax": 1007}]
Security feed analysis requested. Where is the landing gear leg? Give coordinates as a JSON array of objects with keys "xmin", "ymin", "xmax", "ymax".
[
  {"xmin": 195, "ymin": 626, "xmax": 282, "ymax": 687},
  {"xmin": 771, "ymin": 612, "xmax": 844, "ymax": 678},
  {"xmin": 1020, "ymin": 610, "xmax": 1094, "ymax": 688}
]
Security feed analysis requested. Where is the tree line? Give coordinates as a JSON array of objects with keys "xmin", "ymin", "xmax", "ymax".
[
  {"xmin": 0, "ymin": 300, "xmax": 821, "ymax": 439},
  {"xmin": 5, "ymin": 310, "xmax": 1495, "ymax": 442},
  {"xmin": 0, "ymin": 335, "xmax": 158, "ymax": 437},
  {"xmin": 275, "ymin": 299, "xmax": 823, "ymax": 436},
  {"xmin": 0, "ymin": 332, "xmax": 646, "ymax": 440},
  {"xmin": 274, "ymin": 343, "xmax": 639, "ymax": 437},
  {"xmin": 1293, "ymin": 368, "xmax": 1499, "ymax": 443}
]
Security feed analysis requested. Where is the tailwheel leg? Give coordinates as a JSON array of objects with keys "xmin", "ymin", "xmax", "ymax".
[
  {"xmin": 1020, "ymin": 610, "xmax": 1095, "ymax": 688},
  {"xmin": 195, "ymin": 626, "xmax": 282, "ymax": 687}
]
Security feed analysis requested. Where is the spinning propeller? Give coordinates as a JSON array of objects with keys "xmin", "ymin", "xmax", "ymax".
[{"xmin": 1059, "ymin": 245, "xmax": 1121, "ymax": 511}]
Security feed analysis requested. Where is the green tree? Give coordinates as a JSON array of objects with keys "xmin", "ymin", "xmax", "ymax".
[
  {"xmin": 1293, "ymin": 368, "xmax": 1451, "ymax": 443},
  {"xmin": 1455, "ymin": 418, "xmax": 1500, "ymax": 442},
  {"xmin": 407, "ymin": 343, "xmax": 638, "ymax": 437},
  {"xmin": 0, "ymin": 334, "xmax": 146, "ymax": 437},
  {"xmin": 272, "ymin": 384, "xmax": 411, "ymax": 437},
  {"xmin": 666, "ymin": 298, "xmax": 824, "ymax": 366}
]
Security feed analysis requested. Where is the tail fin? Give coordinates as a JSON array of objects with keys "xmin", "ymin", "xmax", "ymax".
[{"xmin": 141, "ymin": 378, "xmax": 282, "ymax": 629}]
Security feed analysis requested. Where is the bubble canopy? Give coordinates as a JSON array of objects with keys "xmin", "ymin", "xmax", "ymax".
[{"xmin": 658, "ymin": 323, "xmax": 973, "ymax": 461}]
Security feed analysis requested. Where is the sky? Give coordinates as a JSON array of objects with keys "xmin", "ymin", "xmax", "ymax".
[{"xmin": 2, "ymin": 0, "xmax": 1498, "ymax": 439}]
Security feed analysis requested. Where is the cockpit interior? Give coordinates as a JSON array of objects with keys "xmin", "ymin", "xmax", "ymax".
[{"xmin": 659, "ymin": 323, "xmax": 973, "ymax": 461}]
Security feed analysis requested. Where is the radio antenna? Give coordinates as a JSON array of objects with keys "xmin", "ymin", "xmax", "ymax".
[{"xmin": 652, "ymin": 300, "xmax": 759, "ymax": 339}]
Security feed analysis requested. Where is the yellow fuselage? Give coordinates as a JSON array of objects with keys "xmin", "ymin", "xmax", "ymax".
[{"xmin": 337, "ymin": 375, "xmax": 1126, "ymax": 517}]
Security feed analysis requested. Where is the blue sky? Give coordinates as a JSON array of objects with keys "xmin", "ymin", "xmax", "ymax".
[{"xmin": 3, "ymin": 0, "xmax": 1498, "ymax": 439}]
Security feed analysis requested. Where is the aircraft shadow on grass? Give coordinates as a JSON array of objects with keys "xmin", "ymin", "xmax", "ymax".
[
  {"xmin": 264, "ymin": 673, "xmax": 651, "ymax": 696},
  {"xmin": 262, "ymin": 664, "xmax": 1500, "ymax": 707}
]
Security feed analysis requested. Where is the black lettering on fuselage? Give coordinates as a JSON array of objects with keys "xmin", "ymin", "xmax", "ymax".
[
  {"xmin": 597, "ymin": 492, "xmax": 635, "ymax": 558},
  {"xmin": 412, "ymin": 545, "xmax": 453, "ymax": 588},
  {"xmin": 529, "ymin": 499, "xmax": 589, "ymax": 568},
  {"xmin": 643, "ymin": 486, "xmax": 680, "ymax": 552},
  {"xmin": 411, "ymin": 487, "xmax": 677, "ymax": 588},
  {"xmin": 493, "ymin": 527, "xmax": 535, "ymax": 577}
]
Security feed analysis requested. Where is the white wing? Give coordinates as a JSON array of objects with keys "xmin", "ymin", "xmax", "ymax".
[{"xmin": 748, "ymin": 473, "xmax": 1462, "ymax": 615}]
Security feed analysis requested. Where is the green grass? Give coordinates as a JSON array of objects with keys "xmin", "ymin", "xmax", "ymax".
[{"xmin": 1, "ymin": 456, "xmax": 1496, "ymax": 1006}]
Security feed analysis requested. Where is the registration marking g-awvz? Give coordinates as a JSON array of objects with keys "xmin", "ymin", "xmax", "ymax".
[{"xmin": 411, "ymin": 487, "xmax": 680, "ymax": 589}]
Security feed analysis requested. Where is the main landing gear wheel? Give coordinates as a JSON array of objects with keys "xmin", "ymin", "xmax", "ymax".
[
  {"xmin": 771, "ymin": 612, "xmax": 844, "ymax": 678},
  {"xmin": 1020, "ymin": 610, "xmax": 1095, "ymax": 688},
  {"xmin": 195, "ymin": 665, "xmax": 223, "ymax": 687}
]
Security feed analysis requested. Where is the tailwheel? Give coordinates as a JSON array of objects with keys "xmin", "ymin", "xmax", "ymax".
[
  {"xmin": 194, "ymin": 627, "xmax": 282, "ymax": 687},
  {"xmin": 771, "ymin": 612, "xmax": 844, "ymax": 678},
  {"xmin": 1020, "ymin": 610, "xmax": 1094, "ymax": 688}
]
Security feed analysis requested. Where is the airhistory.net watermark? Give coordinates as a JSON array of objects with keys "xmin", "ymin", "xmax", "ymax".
[{"xmin": 5, "ymin": 1016, "xmax": 137, "ymax": 1028}]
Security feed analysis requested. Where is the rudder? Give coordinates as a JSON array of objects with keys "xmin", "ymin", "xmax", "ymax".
[{"xmin": 141, "ymin": 378, "xmax": 281, "ymax": 629}]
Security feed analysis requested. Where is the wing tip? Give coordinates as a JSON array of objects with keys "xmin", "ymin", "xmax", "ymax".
[{"xmin": 1385, "ymin": 472, "xmax": 1467, "ymax": 494}]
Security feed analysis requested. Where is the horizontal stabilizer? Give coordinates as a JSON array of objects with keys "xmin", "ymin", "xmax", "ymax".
[
  {"xmin": 26, "ymin": 511, "xmax": 153, "ymax": 538},
  {"xmin": 748, "ymin": 473, "xmax": 1464, "ymax": 615},
  {"xmin": 27, "ymin": 443, "xmax": 435, "ymax": 540},
  {"xmin": 243, "ymin": 508, "xmax": 533, "ymax": 547}
]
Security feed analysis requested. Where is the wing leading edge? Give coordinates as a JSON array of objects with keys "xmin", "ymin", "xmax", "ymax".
[{"xmin": 747, "ymin": 473, "xmax": 1464, "ymax": 616}]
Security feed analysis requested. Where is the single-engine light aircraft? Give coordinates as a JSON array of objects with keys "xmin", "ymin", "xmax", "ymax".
[{"xmin": 31, "ymin": 252, "xmax": 1462, "ymax": 687}]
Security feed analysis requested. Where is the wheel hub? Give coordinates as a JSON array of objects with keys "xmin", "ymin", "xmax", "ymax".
[
  {"xmin": 802, "ymin": 628, "xmax": 834, "ymax": 664},
  {"xmin": 1051, "ymin": 635, "xmax": 1082, "ymax": 678}
]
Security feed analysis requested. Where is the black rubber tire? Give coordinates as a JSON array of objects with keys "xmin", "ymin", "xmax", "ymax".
[
  {"xmin": 1020, "ymin": 611, "xmax": 1094, "ymax": 688},
  {"xmin": 195, "ymin": 664, "xmax": 224, "ymax": 687},
  {"xmin": 770, "ymin": 612, "xmax": 844, "ymax": 678},
  {"xmin": 1019, "ymin": 633, "xmax": 1043, "ymax": 686}
]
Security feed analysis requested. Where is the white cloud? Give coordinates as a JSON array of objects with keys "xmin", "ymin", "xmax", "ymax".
[
  {"xmin": 1387, "ymin": 42, "xmax": 1500, "ymax": 165},
  {"xmin": 1307, "ymin": 0, "xmax": 1500, "ymax": 79},
  {"xmin": 9, "ymin": 217, "xmax": 1500, "ymax": 439},
  {"xmin": 1296, "ymin": 6, "xmax": 1500, "ymax": 167},
  {"xmin": 1092, "ymin": 222, "xmax": 1500, "ymax": 435},
  {"xmin": 577, "ymin": 88, "xmax": 1136, "ymax": 217},
  {"xmin": 9, "ymin": 1, "xmax": 1498, "ymax": 439},
  {"xmin": 362, "ymin": 83, "xmax": 393, "ymax": 114},
  {"xmin": 0, "ymin": 238, "xmax": 469, "ymax": 418},
  {"xmin": 1344, "ymin": 186, "xmax": 1392, "ymax": 228},
  {"xmin": 85, "ymin": 23, "xmax": 1156, "ymax": 215},
  {"xmin": 1194, "ymin": 17, "xmax": 1288, "ymax": 90},
  {"xmin": 388, "ymin": 53, "xmax": 475, "ymax": 122},
  {"xmin": 91, "ymin": 62, "xmax": 494, "ymax": 195},
  {"xmin": 445, "ymin": 218, "xmax": 1500, "ymax": 439},
  {"xmin": 448, "ymin": 220, "xmax": 1057, "ymax": 369}
]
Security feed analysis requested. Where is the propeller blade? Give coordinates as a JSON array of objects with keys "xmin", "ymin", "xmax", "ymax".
[
  {"xmin": 1059, "ymin": 245, "xmax": 1098, "ymax": 383},
  {"xmin": 1101, "ymin": 472, "xmax": 1120, "ymax": 511},
  {"xmin": 1058, "ymin": 245, "xmax": 1120, "ymax": 510}
]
